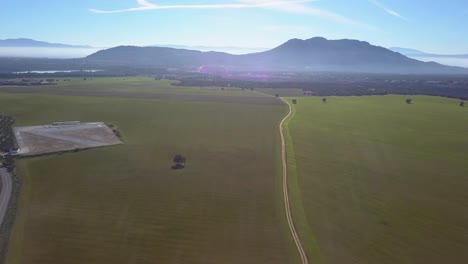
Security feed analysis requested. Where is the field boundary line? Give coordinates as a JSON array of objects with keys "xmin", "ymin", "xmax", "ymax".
[{"xmin": 279, "ymin": 97, "xmax": 308, "ymax": 264}]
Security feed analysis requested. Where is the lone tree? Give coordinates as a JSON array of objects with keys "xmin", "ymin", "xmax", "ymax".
[
  {"xmin": 292, "ymin": 99, "xmax": 297, "ymax": 104},
  {"xmin": 406, "ymin": 98, "xmax": 412, "ymax": 104},
  {"xmin": 172, "ymin": 154, "xmax": 186, "ymax": 170},
  {"xmin": 275, "ymin": 94, "xmax": 279, "ymax": 97},
  {"xmin": 460, "ymin": 101, "xmax": 465, "ymax": 107},
  {"xmin": 322, "ymin": 97, "xmax": 327, "ymax": 103}
]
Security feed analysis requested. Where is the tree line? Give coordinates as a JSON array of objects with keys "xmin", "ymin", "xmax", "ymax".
[{"xmin": 177, "ymin": 77, "xmax": 468, "ymax": 100}]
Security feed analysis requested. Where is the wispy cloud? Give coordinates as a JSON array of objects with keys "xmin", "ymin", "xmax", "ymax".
[
  {"xmin": 90, "ymin": 0, "xmax": 313, "ymax": 14},
  {"xmin": 367, "ymin": 0, "xmax": 407, "ymax": 20},
  {"xmin": 251, "ymin": 0, "xmax": 378, "ymax": 30},
  {"xmin": 90, "ymin": 0, "xmax": 377, "ymax": 30}
]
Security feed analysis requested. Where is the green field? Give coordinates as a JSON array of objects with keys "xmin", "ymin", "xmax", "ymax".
[
  {"xmin": 0, "ymin": 81, "xmax": 297, "ymax": 264},
  {"xmin": 284, "ymin": 95, "xmax": 468, "ymax": 264},
  {"xmin": 2, "ymin": 78, "xmax": 468, "ymax": 264},
  {"xmin": 0, "ymin": 77, "xmax": 267, "ymax": 99}
]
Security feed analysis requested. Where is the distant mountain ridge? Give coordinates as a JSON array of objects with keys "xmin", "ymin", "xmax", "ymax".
[
  {"xmin": 390, "ymin": 47, "xmax": 468, "ymax": 58},
  {"xmin": 389, "ymin": 47, "xmax": 427, "ymax": 56},
  {"xmin": 150, "ymin": 45, "xmax": 267, "ymax": 54},
  {"xmin": 0, "ymin": 38, "xmax": 92, "ymax": 48},
  {"xmin": 86, "ymin": 37, "xmax": 468, "ymax": 74}
]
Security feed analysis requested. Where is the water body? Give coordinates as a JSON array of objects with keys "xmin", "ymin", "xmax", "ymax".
[{"xmin": 13, "ymin": 70, "xmax": 102, "ymax": 74}]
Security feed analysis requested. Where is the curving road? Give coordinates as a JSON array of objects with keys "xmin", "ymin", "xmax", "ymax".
[
  {"xmin": 0, "ymin": 167, "xmax": 12, "ymax": 227},
  {"xmin": 279, "ymin": 98, "xmax": 309, "ymax": 264}
]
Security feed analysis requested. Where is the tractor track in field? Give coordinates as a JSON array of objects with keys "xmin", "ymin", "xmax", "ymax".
[{"xmin": 279, "ymin": 98, "xmax": 308, "ymax": 264}]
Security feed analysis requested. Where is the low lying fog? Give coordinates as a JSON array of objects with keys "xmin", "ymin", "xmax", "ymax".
[
  {"xmin": 0, "ymin": 47, "xmax": 102, "ymax": 59},
  {"xmin": 408, "ymin": 56, "xmax": 468, "ymax": 68}
]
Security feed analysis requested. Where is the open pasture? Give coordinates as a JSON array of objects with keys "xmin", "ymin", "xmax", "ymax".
[
  {"xmin": 284, "ymin": 95, "xmax": 468, "ymax": 264},
  {"xmin": 0, "ymin": 86, "xmax": 295, "ymax": 264},
  {"xmin": 0, "ymin": 78, "xmax": 269, "ymax": 102}
]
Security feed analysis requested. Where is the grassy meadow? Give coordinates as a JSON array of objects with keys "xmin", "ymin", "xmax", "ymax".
[
  {"xmin": 2, "ymin": 78, "xmax": 467, "ymax": 264},
  {"xmin": 0, "ymin": 77, "xmax": 267, "ymax": 99},
  {"xmin": 0, "ymin": 82, "xmax": 297, "ymax": 264},
  {"xmin": 284, "ymin": 95, "xmax": 468, "ymax": 264}
]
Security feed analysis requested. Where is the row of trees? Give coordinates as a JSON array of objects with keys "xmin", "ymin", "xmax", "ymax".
[
  {"xmin": 0, "ymin": 115, "xmax": 15, "ymax": 152},
  {"xmin": 287, "ymin": 97, "xmax": 465, "ymax": 106},
  {"xmin": 177, "ymin": 77, "xmax": 468, "ymax": 100}
]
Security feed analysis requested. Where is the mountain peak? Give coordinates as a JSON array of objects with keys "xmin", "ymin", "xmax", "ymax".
[
  {"xmin": 305, "ymin": 37, "xmax": 328, "ymax": 42},
  {"xmin": 274, "ymin": 37, "xmax": 381, "ymax": 52}
]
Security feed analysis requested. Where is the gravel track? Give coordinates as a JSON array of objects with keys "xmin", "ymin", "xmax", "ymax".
[{"xmin": 279, "ymin": 97, "xmax": 308, "ymax": 264}]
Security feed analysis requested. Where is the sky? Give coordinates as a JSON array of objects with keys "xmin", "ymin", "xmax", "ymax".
[{"xmin": 1, "ymin": 0, "xmax": 468, "ymax": 54}]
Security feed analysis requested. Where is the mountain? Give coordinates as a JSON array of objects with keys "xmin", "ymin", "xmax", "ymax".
[
  {"xmin": 150, "ymin": 45, "xmax": 267, "ymax": 54},
  {"xmin": 390, "ymin": 47, "xmax": 468, "ymax": 58},
  {"xmin": 389, "ymin": 47, "xmax": 427, "ymax": 56},
  {"xmin": 0, "ymin": 38, "xmax": 92, "ymax": 48},
  {"xmin": 86, "ymin": 46, "xmax": 235, "ymax": 66},
  {"xmin": 85, "ymin": 37, "xmax": 468, "ymax": 74}
]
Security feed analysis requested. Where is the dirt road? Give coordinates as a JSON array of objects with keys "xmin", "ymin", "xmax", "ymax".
[
  {"xmin": 279, "ymin": 98, "xmax": 308, "ymax": 264},
  {"xmin": 0, "ymin": 167, "xmax": 12, "ymax": 227}
]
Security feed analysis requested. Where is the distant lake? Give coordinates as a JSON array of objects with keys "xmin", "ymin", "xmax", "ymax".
[
  {"xmin": 410, "ymin": 56, "xmax": 468, "ymax": 68},
  {"xmin": 13, "ymin": 70, "xmax": 102, "ymax": 74}
]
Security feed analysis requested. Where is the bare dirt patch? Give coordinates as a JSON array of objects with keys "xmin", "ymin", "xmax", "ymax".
[{"xmin": 13, "ymin": 122, "xmax": 122, "ymax": 156}]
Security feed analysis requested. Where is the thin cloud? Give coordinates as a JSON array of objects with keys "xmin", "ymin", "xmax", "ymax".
[
  {"xmin": 367, "ymin": 0, "xmax": 407, "ymax": 21},
  {"xmin": 242, "ymin": 0, "xmax": 353, "ymax": 24},
  {"xmin": 90, "ymin": 0, "xmax": 314, "ymax": 14},
  {"xmin": 89, "ymin": 0, "xmax": 377, "ymax": 30}
]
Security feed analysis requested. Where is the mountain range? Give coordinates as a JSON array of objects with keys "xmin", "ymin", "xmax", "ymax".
[
  {"xmin": 390, "ymin": 47, "xmax": 468, "ymax": 59},
  {"xmin": 150, "ymin": 45, "xmax": 267, "ymax": 55},
  {"xmin": 85, "ymin": 37, "xmax": 468, "ymax": 74},
  {"xmin": 0, "ymin": 38, "xmax": 92, "ymax": 48},
  {"xmin": 1, "ymin": 37, "xmax": 467, "ymax": 74}
]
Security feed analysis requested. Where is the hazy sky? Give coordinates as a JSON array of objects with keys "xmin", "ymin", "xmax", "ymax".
[{"xmin": 2, "ymin": 0, "xmax": 468, "ymax": 53}]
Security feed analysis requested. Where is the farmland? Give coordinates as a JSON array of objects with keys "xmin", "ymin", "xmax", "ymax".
[
  {"xmin": 1, "ymin": 77, "xmax": 467, "ymax": 264},
  {"xmin": 0, "ymin": 77, "xmax": 268, "ymax": 101},
  {"xmin": 0, "ymin": 79, "xmax": 296, "ymax": 264},
  {"xmin": 283, "ymin": 95, "xmax": 468, "ymax": 264}
]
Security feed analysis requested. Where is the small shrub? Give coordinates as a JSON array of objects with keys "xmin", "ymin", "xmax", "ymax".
[
  {"xmin": 171, "ymin": 164, "xmax": 185, "ymax": 170},
  {"xmin": 172, "ymin": 154, "xmax": 187, "ymax": 170}
]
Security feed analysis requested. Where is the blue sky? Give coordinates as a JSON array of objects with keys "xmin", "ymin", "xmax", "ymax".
[{"xmin": 1, "ymin": 0, "xmax": 468, "ymax": 53}]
